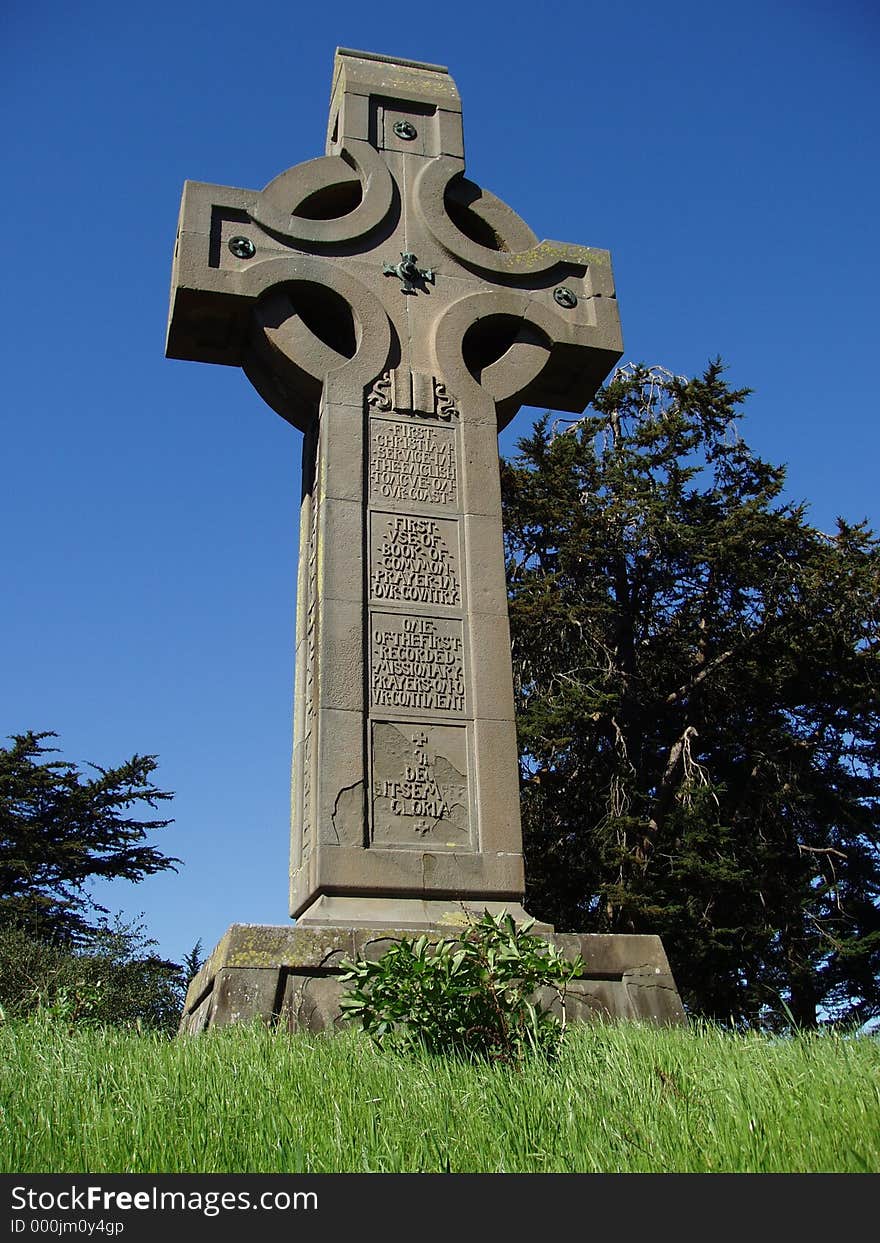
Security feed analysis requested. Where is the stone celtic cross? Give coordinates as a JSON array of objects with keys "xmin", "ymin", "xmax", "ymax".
[{"xmin": 167, "ymin": 48, "xmax": 623, "ymax": 933}]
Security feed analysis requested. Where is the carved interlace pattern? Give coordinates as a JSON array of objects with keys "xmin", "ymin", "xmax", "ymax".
[
  {"xmin": 367, "ymin": 369, "xmax": 460, "ymax": 420},
  {"xmin": 367, "ymin": 371, "xmax": 394, "ymax": 412},
  {"xmin": 433, "ymin": 380, "xmax": 460, "ymax": 421}
]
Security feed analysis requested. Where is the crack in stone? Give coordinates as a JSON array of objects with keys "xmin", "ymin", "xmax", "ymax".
[{"xmin": 330, "ymin": 780, "xmax": 365, "ymax": 844}]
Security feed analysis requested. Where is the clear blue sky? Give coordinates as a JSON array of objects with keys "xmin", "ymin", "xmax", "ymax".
[{"xmin": 3, "ymin": 0, "xmax": 878, "ymax": 965}]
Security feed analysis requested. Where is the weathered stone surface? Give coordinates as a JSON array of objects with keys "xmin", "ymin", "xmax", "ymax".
[
  {"xmin": 168, "ymin": 48, "xmax": 684, "ymax": 1031},
  {"xmin": 209, "ymin": 968, "xmax": 281, "ymax": 1029},
  {"xmin": 179, "ymin": 924, "xmax": 686, "ymax": 1032},
  {"xmin": 281, "ymin": 974, "xmax": 348, "ymax": 1034}
]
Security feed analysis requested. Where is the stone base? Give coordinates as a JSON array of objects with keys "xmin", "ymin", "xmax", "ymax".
[
  {"xmin": 292, "ymin": 894, "xmax": 552, "ymax": 932},
  {"xmin": 179, "ymin": 921, "xmax": 686, "ymax": 1033}
]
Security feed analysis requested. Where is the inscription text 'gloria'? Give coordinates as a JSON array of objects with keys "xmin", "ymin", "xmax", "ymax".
[
  {"xmin": 375, "ymin": 730, "xmax": 454, "ymax": 823},
  {"xmin": 371, "ymin": 722, "xmax": 471, "ymax": 848}
]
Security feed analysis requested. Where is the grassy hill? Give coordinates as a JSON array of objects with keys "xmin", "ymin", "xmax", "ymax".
[{"xmin": 2, "ymin": 1016, "xmax": 878, "ymax": 1173}]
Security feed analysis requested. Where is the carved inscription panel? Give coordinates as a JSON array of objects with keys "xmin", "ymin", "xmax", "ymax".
[
  {"xmin": 370, "ymin": 512, "xmax": 461, "ymax": 607},
  {"xmin": 371, "ymin": 722, "xmax": 471, "ymax": 848},
  {"xmin": 371, "ymin": 613, "xmax": 465, "ymax": 715},
  {"xmin": 370, "ymin": 417, "xmax": 458, "ymax": 507}
]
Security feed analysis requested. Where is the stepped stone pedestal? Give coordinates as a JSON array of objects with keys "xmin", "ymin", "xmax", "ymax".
[
  {"xmin": 179, "ymin": 923, "xmax": 685, "ymax": 1033},
  {"xmin": 168, "ymin": 48, "xmax": 686, "ymax": 1032}
]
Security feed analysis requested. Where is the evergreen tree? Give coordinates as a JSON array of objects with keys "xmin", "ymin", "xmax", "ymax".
[
  {"xmin": 502, "ymin": 362, "xmax": 880, "ymax": 1027},
  {"xmin": 0, "ymin": 731, "xmax": 177, "ymax": 946}
]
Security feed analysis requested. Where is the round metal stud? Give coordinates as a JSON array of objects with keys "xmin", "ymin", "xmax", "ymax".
[
  {"xmin": 228, "ymin": 236, "xmax": 256, "ymax": 259},
  {"xmin": 553, "ymin": 286, "xmax": 578, "ymax": 309},
  {"xmin": 393, "ymin": 120, "xmax": 418, "ymax": 140}
]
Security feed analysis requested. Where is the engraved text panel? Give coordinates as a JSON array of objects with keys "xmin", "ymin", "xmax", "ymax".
[
  {"xmin": 369, "ymin": 417, "xmax": 458, "ymax": 508},
  {"xmin": 371, "ymin": 722, "xmax": 472, "ymax": 848},
  {"xmin": 371, "ymin": 613, "xmax": 465, "ymax": 715},
  {"xmin": 370, "ymin": 512, "xmax": 461, "ymax": 607}
]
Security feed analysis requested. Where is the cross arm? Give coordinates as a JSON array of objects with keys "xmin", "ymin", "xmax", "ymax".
[{"xmin": 165, "ymin": 179, "xmax": 259, "ymax": 367}]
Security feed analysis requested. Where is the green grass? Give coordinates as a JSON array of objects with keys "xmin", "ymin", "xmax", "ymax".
[{"xmin": 2, "ymin": 1016, "xmax": 878, "ymax": 1172}]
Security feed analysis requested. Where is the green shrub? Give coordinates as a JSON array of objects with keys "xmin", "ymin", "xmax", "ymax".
[
  {"xmin": 0, "ymin": 919, "xmax": 185, "ymax": 1032},
  {"xmin": 339, "ymin": 909, "xmax": 583, "ymax": 1062}
]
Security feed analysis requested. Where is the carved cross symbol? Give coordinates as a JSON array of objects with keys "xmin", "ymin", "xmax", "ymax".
[
  {"xmin": 166, "ymin": 48, "xmax": 623, "ymax": 927},
  {"xmin": 166, "ymin": 49, "xmax": 621, "ymax": 432}
]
